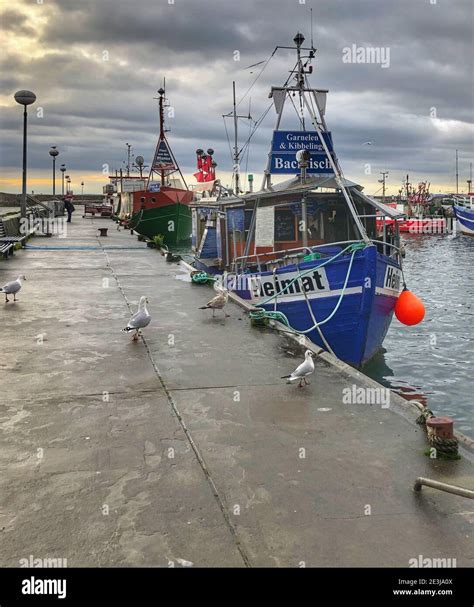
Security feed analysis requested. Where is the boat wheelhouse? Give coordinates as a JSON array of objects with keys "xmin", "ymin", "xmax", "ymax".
[{"xmin": 190, "ymin": 32, "xmax": 406, "ymax": 368}]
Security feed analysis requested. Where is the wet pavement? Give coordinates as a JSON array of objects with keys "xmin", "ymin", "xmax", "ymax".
[{"xmin": 0, "ymin": 214, "xmax": 473, "ymax": 567}]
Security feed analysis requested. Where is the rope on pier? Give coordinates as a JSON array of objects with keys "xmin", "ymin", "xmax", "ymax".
[
  {"xmin": 416, "ymin": 406, "xmax": 460, "ymax": 457},
  {"xmin": 190, "ymin": 270, "xmax": 217, "ymax": 285}
]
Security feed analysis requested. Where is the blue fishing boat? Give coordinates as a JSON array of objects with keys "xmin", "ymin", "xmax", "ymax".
[
  {"xmin": 190, "ymin": 33, "xmax": 406, "ymax": 368},
  {"xmin": 453, "ymin": 197, "xmax": 474, "ymax": 236}
]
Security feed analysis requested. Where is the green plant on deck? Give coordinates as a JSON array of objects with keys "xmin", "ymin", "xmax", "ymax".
[
  {"xmin": 152, "ymin": 234, "xmax": 165, "ymax": 249},
  {"xmin": 14, "ymin": 242, "xmax": 22, "ymax": 250}
]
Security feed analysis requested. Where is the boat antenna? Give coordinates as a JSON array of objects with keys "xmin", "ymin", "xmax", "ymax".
[
  {"xmin": 223, "ymin": 81, "xmax": 253, "ymax": 195},
  {"xmin": 310, "ymin": 8, "xmax": 314, "ymax": 50}
]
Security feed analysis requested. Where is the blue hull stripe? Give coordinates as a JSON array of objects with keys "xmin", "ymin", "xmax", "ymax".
[
  {"xmin": 229, "ymin": 246, "xmax": 401, "ymax": 367},
  {"xmin": 454, "ymin": 205, "xmax": 474, "ymax": 235}
]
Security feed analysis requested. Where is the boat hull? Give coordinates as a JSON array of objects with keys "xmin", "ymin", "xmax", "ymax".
[
  {"xmin": 221, "ymin": 245, "xmax": 401, "ymax": 367},
  {"xmin": 130, "ymin": 203, "xmax": 192, "ymax": 245},
  {"xmin": 129, "ymin": 187, "xmax": 193, "ymax": 246},
  {"xmin": 454, "ymin": 204, "xmax": 474, "ymax": 236}
]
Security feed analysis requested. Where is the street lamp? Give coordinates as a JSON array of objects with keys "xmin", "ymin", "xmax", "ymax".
[
  {"xmin": 126, "ymin": 142, "xmax": 131, "ymax": 176},
  {"xmin": 14, "ymin": 90, "xmax": 36, "ymax": 218},
  {"xmin": 60, "ymin": 164, "xmax": 66, "ymax": 196},
  {"xmin": 65, "ymin": 175, "xmax": 70, "ymax": 195},
  {"xmin": 49, "ymin": 146, "xmax": 59, "ymax": 197},
  {"xmin": 81, "ymin": 181, "xmax": 84, "ymax": 202}
]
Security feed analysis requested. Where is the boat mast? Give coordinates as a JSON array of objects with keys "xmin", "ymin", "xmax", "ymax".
[
  {"xmin": 147, "ymin": 82, "xmax": 188, "ymax": 191},
  {"xmin": 292, "ymin": 33, "xmax": 370, "ymax": 242},
  {"xmin": 223, "ymin": 82, "xmax": 252, "ymax": 195},
  {"xmin": 159, "ymin": 87, "xmax": 166, "ymax": 186},
  {"xmin": 233, "ymin": 82, "xmax": 240, "ymax": 195}
]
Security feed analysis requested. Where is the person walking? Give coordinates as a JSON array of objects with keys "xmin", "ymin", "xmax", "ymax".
[{"xmin": 63, "ymin": 198, "xmax": 75, "ymax": 223}]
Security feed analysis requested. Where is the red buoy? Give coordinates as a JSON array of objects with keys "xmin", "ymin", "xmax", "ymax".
[{"xmin": 394, "ymin": 289, "xmax": 425, "ymax": 326}]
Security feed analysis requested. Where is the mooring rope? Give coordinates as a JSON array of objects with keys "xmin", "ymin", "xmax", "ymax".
[
  {"xmin": 249, "ymin": 242, "xmax": 366, "ymax": 337},
  {"xmin": 416, "ymin": 407, "xmax": 459, "ymax": 457}
]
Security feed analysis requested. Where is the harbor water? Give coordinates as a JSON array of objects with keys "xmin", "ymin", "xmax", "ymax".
[{"xmin": 365, "ymin": 231, "xmax": 473, "ymax": 439}]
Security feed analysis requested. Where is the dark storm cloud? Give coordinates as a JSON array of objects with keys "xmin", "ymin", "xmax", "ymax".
[{"xmin": 0, "ymin": 0, "xmax": 472, "ymax": 191}]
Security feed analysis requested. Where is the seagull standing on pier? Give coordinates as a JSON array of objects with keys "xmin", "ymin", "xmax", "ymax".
[
  {"xmin": 281, "ymin": 350, "xmax": 315, "ymax": 388},
  {"xmin": 122, "ymin": 296, "xmax": 151, "ymax": 340},
  {"xmin": 199, "ymin": 289, "xmax": 229, "ymax": 318},
  {"xmin": 0, "ymin": 275, "xmax": 26, "ymax": 303}
]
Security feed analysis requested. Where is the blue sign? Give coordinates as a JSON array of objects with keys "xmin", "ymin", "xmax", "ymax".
[
  {"xmin": 270, "ymin": 130, "xmax": 335, "ymax": 174},
  {"xmin": 149, "ymin": 182, "xmax": 161, "ymax": 192}
]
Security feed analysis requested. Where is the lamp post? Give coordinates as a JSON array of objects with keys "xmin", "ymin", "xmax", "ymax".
[
  {"xmin": 60, "ymin": 164, "xmax": 66, "ymax": 196},
  {"xmin": 65, "ymin": 175, "xmax": 70, "ymax": 195},
  {"xmin": 81, "ymin": 181, "xmax": 84, "ymax": 202},
  {"xmin": 126, "ymin": 142, "xmax": 132, "ymax": 177},
  {"xmin": 14, "ymin": 90, "xmax": 37, "ymax": 219},
  {"xmin": 49, "ymin": 146, "xmax": 59, "ymax": 197}
]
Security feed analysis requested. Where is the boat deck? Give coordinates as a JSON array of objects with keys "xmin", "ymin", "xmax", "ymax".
[{"xmin": 0, "ymin": 212, "xmax": 472, "ymax": 567}]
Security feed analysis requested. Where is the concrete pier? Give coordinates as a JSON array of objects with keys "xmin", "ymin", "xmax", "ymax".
[{"xmin": 1, "ymin": 213, "xmax": 473, "ymax": 567}]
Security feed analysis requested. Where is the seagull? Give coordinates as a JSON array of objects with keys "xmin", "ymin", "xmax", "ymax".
[
  {"xmin": 199, "ymin": 289, "xmax": 229, "ymax": 318},
  {"xmin": 281, "ymin": 350, "xmax": 315, "ymax": 388},
  {"xmin": 1, "ymin": 275, "xmax": 26, "ymax": 303},
  {"xmin": 122, "ymin": 296, "xmax": 151, "ymax": 340}
]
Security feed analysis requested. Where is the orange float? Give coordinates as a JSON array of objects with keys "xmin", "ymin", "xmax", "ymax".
[{"xmin": 394, "ymin": 289, "xmax": 425, "ymax": 326}]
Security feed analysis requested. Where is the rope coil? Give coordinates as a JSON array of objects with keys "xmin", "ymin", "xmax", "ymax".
[{"xmin": 191, "ymin": 270, "xmax": 217, "ymax": 285}]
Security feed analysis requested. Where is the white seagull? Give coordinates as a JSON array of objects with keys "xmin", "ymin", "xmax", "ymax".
[
  {"xmin": 281, "ymin": 350, "xmax": 315, "ymax": 388},
  {"xmin": 122, "ymin": 296, "xmax": 151, "ymax": 340},
  {"xmin": 199, "ymin": 289, "xmax": 229, "ymax": 318},
  {"xmin": 1, "ymin": 275, "xmax": 26, "ymax": 303}
]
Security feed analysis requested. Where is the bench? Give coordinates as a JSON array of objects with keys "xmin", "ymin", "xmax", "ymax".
[
  {"xmin": 83, "ymin": 204, "xmax": 113, "ymax": 218},
  {"xmin": 0, "ymin": 242, "xmax": 14, "ymax": 259}
]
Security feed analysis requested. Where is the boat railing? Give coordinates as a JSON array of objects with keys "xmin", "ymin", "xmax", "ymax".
[
  {"xmin": 232, "ymin": 239, "xmax": 401, "ymax": 273},
  {"xmin": 453, "ymin": 195, "xmax": 474, "ymax": 209},
  {"xmin": 232, "ymin": 245, "xmax": 314, "ymax": 273}
]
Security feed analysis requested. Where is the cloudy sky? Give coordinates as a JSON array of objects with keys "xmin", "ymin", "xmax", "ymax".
[{"xmin": 0, "ymin": 0, "xmax": 473, "ymax": 195}]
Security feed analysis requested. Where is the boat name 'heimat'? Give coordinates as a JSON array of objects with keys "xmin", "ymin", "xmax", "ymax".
[{"xmin": 253, "ymin": 269, "xmax": 330, "ymax": 298}]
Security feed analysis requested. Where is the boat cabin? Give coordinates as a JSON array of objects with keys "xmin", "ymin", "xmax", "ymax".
[{"xmin": 192, "ymin": 174, "xmax": 404, "ymax": 274}]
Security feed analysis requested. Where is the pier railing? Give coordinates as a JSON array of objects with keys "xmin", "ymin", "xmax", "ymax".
[{"xmin": 414, "ymin": 477, "xmax": 474, "ymax": 499}]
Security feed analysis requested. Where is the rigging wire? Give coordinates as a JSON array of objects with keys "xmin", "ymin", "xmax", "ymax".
[
  {"xmin": 236, "ymin": 47, "xmax": 278, "ymax": 109},
  {"xmin": 237, "ymin": 60, "xmax": 299, "ymax": 159}
]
